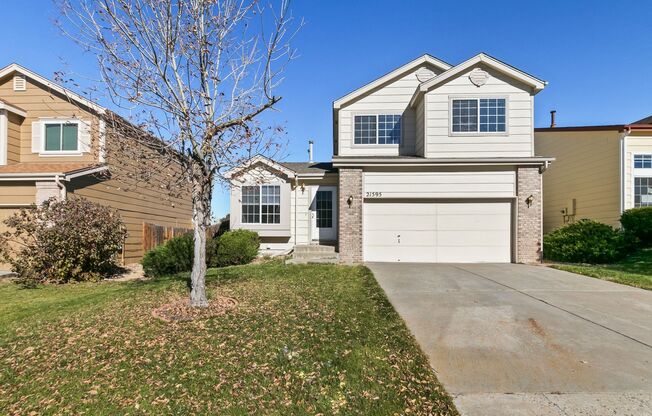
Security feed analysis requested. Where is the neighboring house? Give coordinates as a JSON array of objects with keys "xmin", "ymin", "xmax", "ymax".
[
  {"xmin": 0, "ymin": 63, "xmax": 192, "ymax": 268},
  {"xmin": 535, "ymin": 115, "xmax": 652, "ymax": 233},
  {"xmin": 227, "ymin": 53, "xmax": 553, "ymax": 263}
]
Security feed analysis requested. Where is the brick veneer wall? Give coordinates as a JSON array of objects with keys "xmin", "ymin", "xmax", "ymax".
[
  {"xmin": 516, "ymin": 166, "xmax": 543, "ymax": 263},
  {"xmin": 338, "ymin": 168, "xmax": 363, "ymax": 263}
]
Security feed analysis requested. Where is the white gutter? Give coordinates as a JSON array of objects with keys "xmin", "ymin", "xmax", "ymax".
[{"xmin": 0, "ymin": 165, "xmax": 108, "ymax": 182}]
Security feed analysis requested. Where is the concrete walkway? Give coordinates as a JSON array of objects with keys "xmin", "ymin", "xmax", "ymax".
[{"xmin": 368, "ymin": 263, "xmax": 652, "ymax": 416}]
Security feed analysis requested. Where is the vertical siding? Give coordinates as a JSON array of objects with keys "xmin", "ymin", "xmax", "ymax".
[
  {"xmin": 6, "ymin": 112, "xmax": 22, "ymax": 163},
  {"xmin": 623, "ymin": 134, "xmax": 652, "ymax": 209},
  {"xmin": 0, "ymin": 75, "xmax": 97, "ymax": 164},
  {"xmin": 425, "ymin": 65, "xmax": 534, "ymax": 158},
  {"xmin": 337, "ymin": 65, "xmax": 444, "ymax": 157},
  {"xmin": 534, "ymin": 130, "xmax": 621, "ymax": 232}
]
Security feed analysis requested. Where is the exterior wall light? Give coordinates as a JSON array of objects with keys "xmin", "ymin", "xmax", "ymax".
[
  {"xmin": 525, "ymin": 195, "xmax": 534, "ymax": 207},
  {"xmin": 347, "ymin": 195, "xmax": 353, "ymax": 206}
]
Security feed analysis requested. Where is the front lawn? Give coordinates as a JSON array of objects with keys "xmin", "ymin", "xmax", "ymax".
[
  {"xmin": 0, "ymin": 261, "xmax": 457, "ymax": 415},
  {"xmin": 549, "ymin": 249, "xmax": 652, "ymax": 290}
]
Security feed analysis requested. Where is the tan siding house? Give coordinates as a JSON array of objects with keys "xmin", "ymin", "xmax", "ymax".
[
  {"xmin": 0, "ymin": 63, "xmax": 192, "ymax": 269},
  {"xmin": 535, "ymin": 121, "xmax": 652, "ymax": 233}
]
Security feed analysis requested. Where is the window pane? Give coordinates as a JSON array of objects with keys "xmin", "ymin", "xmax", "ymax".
[
  {"xmin": 354, "ymin": 115, "xmax": 377, "ymax": 144},
  {"xmin": 635, "ymin": 177, "xmax": 652, "ymax": 207},
  {"xmin": 261, "ymin": 185, "xmax": 280, "ymax": 224},
  {"xmin": 316, "ymin": 190, "xmax": 333, "ymax": 228},
  {"xmin": 452, "ymin": 100, "xmax": 478, "ymax": 132},
  {"xmin": 62, "ymin": 124, "xmax": 79, "ymax": 151},
  {"xmin": 378, "ymin": 115, "xmax": 401, "ymax": 144},
  {"xmin": 242, "ymin": 186, "xmax": 260, "ymax": 223},
  {"xmin": 479, "ymin": 99, "xmax": 506, "ymax": 132},
  {"xmin": 44, "ymin": 124, "xmax": 61, "ymax": 151},
  {"xmin": 635, "ymin": 155, "xmax": 652, "ymax": 169}
]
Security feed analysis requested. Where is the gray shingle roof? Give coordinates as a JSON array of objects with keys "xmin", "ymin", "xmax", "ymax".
[
  {"xmin": 279, "ymin": 162, "xmax": 336, "ymax": 174},
  {"xmin": 633, "ymin": 115, "xmax": 652, "ymax": 124}
]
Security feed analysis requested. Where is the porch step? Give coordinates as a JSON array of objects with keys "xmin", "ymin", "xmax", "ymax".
[
  {"xmin": 293, "ymin": 244, "xmax": 336, "ymax": 254},
  {"xmin": 286, "ymin": 245, "xmax": 339, "ymax": 264}
]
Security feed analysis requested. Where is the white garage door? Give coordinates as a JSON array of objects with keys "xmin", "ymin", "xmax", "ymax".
[{"xmin": 363, "ymin": 200, "xmax": 512, "ymax": 263}]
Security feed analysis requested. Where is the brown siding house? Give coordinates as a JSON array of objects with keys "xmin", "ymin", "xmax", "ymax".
[{"xmin": 0, "ymin": 63, "xmax": 192, "ymax": 268}]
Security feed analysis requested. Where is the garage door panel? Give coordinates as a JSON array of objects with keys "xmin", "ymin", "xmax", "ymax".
[
  {"xmin": 364, "ymin": 245, "xmax": 438, "ymax": 263},
  {"xmin": 366, "ymin": 230, "xmax": 437, "ymax": 246},
  {"xmin": 437, "ymin": 246, "xmax": 511, "ymax": 263},
  {"xmin": 365, "ymin": 215, "xmax": 436, "ymax": 231},
  {"xmin": 363, "ymin": 201, "xmax": 512, "ymax": 263},
  {"xmin": 437, "ymin": 215, "xmax": 511, "ymax": 231},
  {"xmin": 437, "ymin": 202, "xmax": 511, "ymax": 215},
  {"xmin": 365, "ymin": 202, "xmax": 434, "ymax": 215},
  {"xmin": 438, "ymin": 230, "xmax": 510, "ymax": 246}
]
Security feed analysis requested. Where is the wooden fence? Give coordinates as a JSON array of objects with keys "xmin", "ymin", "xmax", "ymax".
[{"xmin": 142, "ymin": 222, "xmax": 193, "ymax": 253}]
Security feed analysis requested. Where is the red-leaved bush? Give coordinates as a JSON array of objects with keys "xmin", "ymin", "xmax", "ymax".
[{"xmin": 0, "ymin": 197, "xmax": 127, "ymax": 285}]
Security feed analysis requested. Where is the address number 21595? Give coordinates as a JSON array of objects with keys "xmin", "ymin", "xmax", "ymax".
[{"xmin": 365, "ymin": 192, "xmax": 383, "ymax": 198}]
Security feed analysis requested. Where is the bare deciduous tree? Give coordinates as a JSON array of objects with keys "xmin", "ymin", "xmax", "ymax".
[{"xmin": 57, "ymin": 0, "xmax": 298, "ymax": 306}]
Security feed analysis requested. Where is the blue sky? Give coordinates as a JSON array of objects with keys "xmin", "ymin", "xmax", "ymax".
[{"xmin": 1, "ymin": 0, "xmax": 651, "ymax": 218}]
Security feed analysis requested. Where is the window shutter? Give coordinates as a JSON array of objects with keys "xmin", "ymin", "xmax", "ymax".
[
  {"xmin": 78, "ymin": 121, "xmax": 91, "ymax": 153},
  {"xmin": 13, "ymin": 74, "xmax": 26, "ymax": 91},
  {"xmin": 31, "ymin": 121, "xmax": 42, "ymax": 153}
]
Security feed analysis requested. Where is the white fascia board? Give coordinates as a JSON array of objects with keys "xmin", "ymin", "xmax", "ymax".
[
  {"xmin": 332, "ymin": 157, "xmax": 555, "ymax": 168},
  {"xmin": 333, "ymin": 54, "xmax": 452, "ymax": 109},
  {"xmin": 409, "ymin": 53, "xmax": 547, "ymax": 107},
  {"xmin": 64, "ymin": 165, "xmax": 109, "ymax": 180},
  {"xmin": 0, "ymin": 63, "xmax": 106, "ymax": 114},
  {"xmin": 0, "ymin": 101, "xmax": 26, "ymax": 117},
  {"xmin": 223, "ymin": 155, "xmax": 296, "ymax": 179}
]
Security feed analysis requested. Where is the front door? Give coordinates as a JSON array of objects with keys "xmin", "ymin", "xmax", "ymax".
[{"xmin": 310, "ymin": 186, "xmax": 337, "ymax": 243}]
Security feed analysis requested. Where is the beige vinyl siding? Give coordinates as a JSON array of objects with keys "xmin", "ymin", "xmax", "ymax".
[
  {"xmin": 0, "ymin": 75, "xmax": 97, "ymax": 164},
  {"xmin": 68, "ymin": 174, "xmax": 192, "ymax": 264},
  {"xmin": 425, "ymin": 64, "xmax": 534, "ymax": 158},
  {"xmin": 0, "ymin": 181, "xmax": 36, "ymax": 205},
  {"xmin": 6, "ymin": 112, "xmax": 22, "ymax": 164},
  {"xmin": 535, "ymin": 130, "xmax": 621, "ymax": 232},
  {"xmin": 363, "ymin": 167, "xmax": 516, "ymax": 198},
  {"xmin": 623, "ymin": 134, "xmax": 652, "ymax": 210},
  {"xmin": 414, "ymin": 95, "xmax": 425, "ymax": 156},
  {"xmin": 337, "ymin": 65, "xmax": 444, "ymax": 157}
]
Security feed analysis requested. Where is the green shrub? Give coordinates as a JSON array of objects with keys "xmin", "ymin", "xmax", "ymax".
[
  {"xmin": 0, "ymin": 197, "xmax": 127, "ymax": 286},
  {"xmin": 214, "ymin": 229, "xmax": 259, "ymax": 267},
  {"xmin": 620, "ymin": 207, "xmax": 652, "ymax": 246},
  {"xmin": 543, "ymin": 219, "xmax": 633, "ymax": 264},
  {"xmin": 141, "ymin": 233, "xmax": 194, "ymax": 277}
]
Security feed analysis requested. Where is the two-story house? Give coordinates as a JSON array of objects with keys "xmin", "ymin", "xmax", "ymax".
[
  {"xmin": 227, "ymin": 53, "xmax": 553, "ymax": 263},
  {"xmin": 0, "ymin": 63, "xmax": 192, "ymax": 268}
]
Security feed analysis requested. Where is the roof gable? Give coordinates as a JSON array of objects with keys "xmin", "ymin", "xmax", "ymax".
[
  {"xmin": 332, "ymin": 54, "xmax": 452, "ymax": 109},
  {"xmin": 409, "ymin": 53, "xmax": 546, "ymax": 107},
  {"xmin": 224, "ymin": 155, "xmax": 296, "ymax": 180},
  {"xmin": 0, "ymin": 63, "xmax": 106, "ymax": 114}
]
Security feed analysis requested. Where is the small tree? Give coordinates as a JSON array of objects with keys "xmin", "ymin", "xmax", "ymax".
[
  {"xmin": 57, "ymin": 0, "xmax": 299, "ymax": 306},
  {"xmin": 0, "ymin": 197, "xmax": 127, "ymax": 285}
]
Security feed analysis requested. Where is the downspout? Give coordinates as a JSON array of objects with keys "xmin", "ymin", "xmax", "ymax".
[
  {"xmin": 620, "ymin": 128, "xmax": 630, "ymax": 213},
  {"xmin": 293, "ymin": 177, "xmax": 298, "ymax": 247},
  {"xmin": 55, "ymin": 174, "xmax": 67, "ymax": 201}
]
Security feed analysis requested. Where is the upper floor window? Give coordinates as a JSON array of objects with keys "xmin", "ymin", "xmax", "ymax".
[
  {"xmin": 452, "ymin": 98, "xmax": 506, "ymax": 133},
  {"xmin": 634, "ymin": 154, "xmax": 652, "ymax": 169},
  {"xmin": 44, "ymin": 121, "xmax": 79, "ymax": 152},
  {"xmin": 354, "ymin": 114, "xmax": 401, "ymax": 145},
  {"xmin": 242, "ymin": 185, "xmax": 280, "ymax": 224}
]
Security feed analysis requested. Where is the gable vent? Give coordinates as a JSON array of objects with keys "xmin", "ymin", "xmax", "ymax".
[{"xmin": 13, "ymin": 74, "xmax": 26, "ymax": 91}]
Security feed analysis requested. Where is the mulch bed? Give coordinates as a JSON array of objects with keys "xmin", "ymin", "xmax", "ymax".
[{"xmin": 152, "ymin": 296, "xmax": 238, "ymax": 323}]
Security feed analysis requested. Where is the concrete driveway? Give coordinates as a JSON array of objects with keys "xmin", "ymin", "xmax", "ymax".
[{"xmin": 368, "ymin": 263, "xmax": 652, "ymax": 416}]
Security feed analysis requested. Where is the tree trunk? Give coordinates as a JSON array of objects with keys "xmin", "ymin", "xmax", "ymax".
[{"xmin": 189, "ymin": 168, "xmax": 212, "ymax": 308}]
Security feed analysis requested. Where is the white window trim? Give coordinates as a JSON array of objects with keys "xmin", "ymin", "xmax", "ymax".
[
  {"xmin": 39, "ymin": 119, "xmax": 82, "ymax": 156},
  {"xmin": 632, "ymin": 154, "xmax": 652, "ymax": 208},
  {"xmin": 448, "ymin": 95, "xmax": 509, "ymax": 137},
  {"xmin": 351, "ymin": 113, "xmax": 403, "ymax": 147},
  {"xmin": 241, "ymin": 184, "xmax": 281, "ymax": 225}
]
